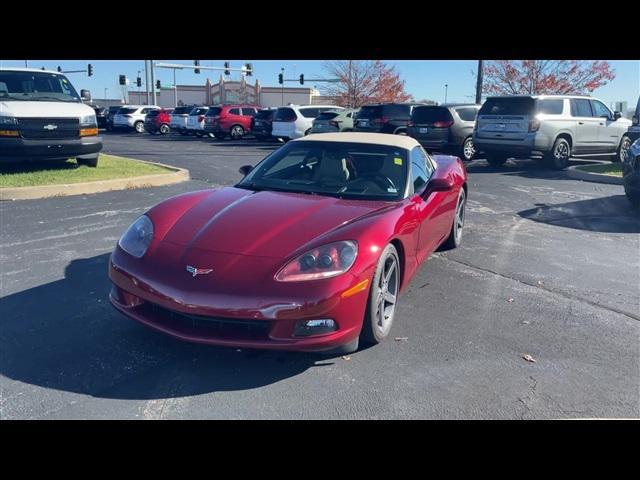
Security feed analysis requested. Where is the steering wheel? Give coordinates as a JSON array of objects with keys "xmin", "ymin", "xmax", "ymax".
[{"xmin": 359, "ymin": 173, "xmax": 397, "ymax": 192}]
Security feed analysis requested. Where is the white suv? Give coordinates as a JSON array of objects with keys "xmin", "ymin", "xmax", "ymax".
[
  {"xmin": 113, "ymin": 105, "xmax": 160, "ymax": 133},
  {"xmin": 186, "ymin": 106, "xmax": 210, "ymax": 136},
  {"xmin": 271, "ymin": 105, "xmax": 344, "ymax": 141}
]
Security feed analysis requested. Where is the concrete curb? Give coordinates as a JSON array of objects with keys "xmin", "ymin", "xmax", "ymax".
[
  {"xmin": 0, "ymin": 159, "xmax": 190, "ymax": 201},
  {"xmin": 566, "ymin": 163, "xmax": 623, "ymax": 185}
]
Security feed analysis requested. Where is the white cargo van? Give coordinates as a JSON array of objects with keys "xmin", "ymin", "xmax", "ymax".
[{"xmin": 0, "ymin": 68, "xmax": 102, "ymax": 166}]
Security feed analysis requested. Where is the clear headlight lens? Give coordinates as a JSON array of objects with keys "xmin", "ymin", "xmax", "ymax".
[
  {"xmin": 0, "ymin": 116, "xmax": 18, "ymax": 125},
  {"xmin": 275, "ymin": 241, "xmax": 358, "ymax": 282},
  {"xmin": 80, "ymin": 114, "xmax": 97, "ymax": 126},
  {"xmin": 118, "ymin": 215, "xmax": 154, "ymax": 258}
]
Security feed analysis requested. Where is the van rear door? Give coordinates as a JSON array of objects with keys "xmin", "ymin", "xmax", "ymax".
[{"xmin": 476, "ymin": 97, "xmax": 534, "ymax": 141}]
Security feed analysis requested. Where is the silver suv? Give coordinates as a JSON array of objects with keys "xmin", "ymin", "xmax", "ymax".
[{"xmin": 473, "ymin": 95, "xmax": 632, "ymax": 169}]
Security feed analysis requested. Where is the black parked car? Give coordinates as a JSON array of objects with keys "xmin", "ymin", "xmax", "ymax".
[
  {"xmin": 623, "ymin": 138, "xmax": 640, "ymax": 207},
  {"xmin": 251, "ymin": 108, "xmax": 277, "ymax": 141},
  {"xmin": 353, "ymin": 103, "xmax": 424, "ymax": 135},
  {"xmin": 106, "ymin": 106, "xmax": 123, "ymax": 131},
  {"xmin": 92, "ymin": 106, "xmax": 108, "ymax": 129},
  {"xmin": 626, "ymin": 96, "xmax": 640, "ymax": 144},
  {"xmin": 407, "ymin": 104, "xmax": 480, "ymax": 161}
]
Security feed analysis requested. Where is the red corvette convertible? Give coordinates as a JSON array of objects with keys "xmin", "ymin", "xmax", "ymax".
[{"xmin": 109, "ymin": 133, "xmax": 468, "ymax": 354}]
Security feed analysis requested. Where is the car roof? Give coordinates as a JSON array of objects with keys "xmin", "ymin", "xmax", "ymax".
[
  {"xmin": 291, "ymin": 132, "xmax": 419, "ymax": 150},
  {"xmin": 486, "ymin": 94, "xmax": 592, "ymax": 100},
  {"xmin": 0, "ymin": 67, "xmax": 62, "ymax": 75}
]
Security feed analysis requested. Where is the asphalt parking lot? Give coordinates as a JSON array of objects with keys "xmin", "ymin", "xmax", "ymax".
[{"xmin": 1, "ymin": 131, "xmax": 638, "ymax": 419}]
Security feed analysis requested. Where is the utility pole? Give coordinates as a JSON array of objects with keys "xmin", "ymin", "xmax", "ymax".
[
  {"xmin": 173, "ymin": 68, "xmax": 177, "ymax": 108},
  {"xmin": 348, "ymin": 60, "xmax": 353, "ymax": 108},
  {"xmin": 445, "ymin": 84, "xmax": 448, "ymax": 103},
  {"xmin": 144, "ymin": 60, "xmax": 150, "ymax": 105},
  {"xmin": 281, "ymin": 67, "xmax": 285, "ymax": 105},
  {"xmin": 150, "ymin": 60, "xmax": 157, "ymax": 106},
  {"xmin": 475, "ymin": 60, "xmax": 484, "ymax": 104},
  {"xmin": 24, "ymin": 60, "xmax": 28, "ymax": 68}
]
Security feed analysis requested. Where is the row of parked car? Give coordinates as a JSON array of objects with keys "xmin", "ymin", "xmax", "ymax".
[{"xmin": 94, "ymin": 94, "xmax": 638, "ymax": 171}]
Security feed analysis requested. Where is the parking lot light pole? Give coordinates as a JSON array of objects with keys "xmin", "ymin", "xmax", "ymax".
[
  {"xmin": 475, "ymin": 60, "xmax": 484, "ymax": 105},
  {"xmin": 445, "ymin": 84, "xmax": 448, "ymax": 103},
  {"xmin": 173, "ymin": 68, "xmax": 178, "ymax": 108}
]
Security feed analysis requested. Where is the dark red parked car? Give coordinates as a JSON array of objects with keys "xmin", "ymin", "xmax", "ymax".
[
  {"xmin": 203, "ymin": 105, "xmax": 259, "ymax": 140},
  {"xmin": 144, "ymin": 109, "xmax": 173, "ymax": 135},
  {"xmin": 109, "ymin": 134, "xmax": 468, "ymax": 355}
]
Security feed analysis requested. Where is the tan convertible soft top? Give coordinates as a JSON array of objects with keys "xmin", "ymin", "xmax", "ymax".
[{"xmin": 291, "ymin": 132, "xmax": 420, "ymax": 150}]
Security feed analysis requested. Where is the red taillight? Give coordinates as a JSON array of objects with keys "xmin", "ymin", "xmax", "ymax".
[
  {"xmin": 198, "ymin": 115, "xmax": 205, "ymax": 122},
  {"xmin": 433, "ymin": 120, "xmax": 454, "ymax": 128},
  {"xmin": 529, "ymin": 118, "xmax": 540, "ymax": 132},
  {"xmin": 329, "ymin": 120, "xmax": 340, "ymax": 127}
]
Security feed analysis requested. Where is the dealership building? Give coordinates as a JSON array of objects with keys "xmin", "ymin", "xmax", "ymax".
[{"xmin": 124, "ymin": 76, "xmax": 330, "ymax": 108}]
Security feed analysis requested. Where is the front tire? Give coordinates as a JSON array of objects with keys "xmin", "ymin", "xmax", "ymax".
[
  {"xmin": 616, "ymin": 136, "xmax": 631, "ymax": 163},
  {"xmin": 461, "ymin": 137, "xmax": 476, "ymax": 161},
  {"xmin": 441, "ymin": 188, "xmax": 466, "ymax": 250},
  {"xmin": 230, "ymin": 125, "xmax": 245, "ymax": 140},
  {"xmin": 361, "ymin": 243, "xmax": 400, "ymax": 346},
  {"xmin": 544, "ymin": 137, "xmax": 571, "ymax": 169}
]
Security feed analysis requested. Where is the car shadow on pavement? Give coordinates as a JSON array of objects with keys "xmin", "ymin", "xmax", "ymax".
[
  {"xmin": 465, "ymin": 157, "xmax": 599, "ymax": 180},
  {"xmin": 517, "ymin": 195, "xmax": 640, "ymax": 233},
  {"xmin": 0, "ymin": 253, "xmax": 334, "ymax": 401}
]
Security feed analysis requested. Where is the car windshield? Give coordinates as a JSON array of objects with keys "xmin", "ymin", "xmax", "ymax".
[
  {"xmin": 237, "ymin": 141, "xmax": 408, "ymax": 201},
  {"xmin": 118, "ymin": 108, "xmax": 137, "ymax": 114},
  {"xmin": 0, "ymin": 70, "xmax": 81, "ymax": 102}
]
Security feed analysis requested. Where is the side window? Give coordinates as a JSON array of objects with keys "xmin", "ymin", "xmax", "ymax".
[
  {"xmin": 455, "ymin": 107, "xmax": 479, "ymax": 121},
  {"xmin": 242, "ymin": 108, "xmax": 256, "ymax": 117},
  {"xmin": 538, "ymin": 99, "xmax": 564, "ymax": 115},
  {"xmin": 300, "ymin": 108, "xmax": 320, "ymax": 118},
  {"xmin": 590, "ymin": 100, "xmax": 612, "ymax": 119},
  {"xmin": 411, "ymin": 147, "xmax": 430, "ymax": 192},
  {"xmin": 570, "ymin": 99, "xmax": 593, "ymax": 118},
  {"xmin": 229, "ymin": 108, "xmax": 241, "ymax": 115}
]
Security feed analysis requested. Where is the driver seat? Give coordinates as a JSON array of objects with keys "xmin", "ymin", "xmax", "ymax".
[{"xmin": 313, "ymin": 153, "xmax": 350, "ymax": 183}]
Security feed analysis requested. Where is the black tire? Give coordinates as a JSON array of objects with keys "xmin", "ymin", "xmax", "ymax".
[
  {"xmin": 485, "ymin": 153, "xmax": 508, "ymax": 167},
  {"xmin": 159, "ymin": 124, "xmax": 170, "ymax": 135},
  {"xmin": 77, "ymin": 155, "xmax": 99, "ymax": 167},
  {"xmin": 441, "ymin": 188, "xmax": 466, "ymax": 250},
  {"xmin": 615, "ymin": 136, "xmax": 631, "ymax": 164},
  {"xmin": 625, "ymin": 186, "xmax": 640, "ymax": 209},
  {"xmin": 544, "ymin": 137, "xmax": 571, "ymax": 170},
  {"xmin": 361, "ymin": 243, "xmax": 401, "ymax": 346},
  {"xmin": 134, "ymin": 121, "xmax": 145, "ymax": 134},
  {"xmin": 230, "ymin": 125, "xmax": 245, "ymax": 140},
  {"xmin": 461, "ymin": 137, "xmax": 476, "ymax": 161}
]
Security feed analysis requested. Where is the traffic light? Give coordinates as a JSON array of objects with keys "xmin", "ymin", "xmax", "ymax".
[
  {"xmin": 245, "ymin": 63, "xmax": 252, "ymax": 76},
  {"xmin": 156, "ymin": 80, "xmax": 161, "ymax": 90},
  {"xmin": 278, "ymin": 73, "xmax": 283, "ymax": 84},
  {"xmin": 119, "ymin": 75, "xmax": 126, "ymax": 85},
  {"xmin": 87, "ymin": 63, "xmax": 93, "ymax": 77},
  {"xmin": 57, "ymin": 66, "xmax": 62, "ymax": 72},
  {"xmin": 299, "ymin": 74, "xmax": 304, "ymax": 85},
  {"xmin": 136, "ymin": 77, "xmax": 142, "ymax": 87},
  {"xmin": 224, "ymin": 62, "xmax": 230, "ymax": 76},
  {"xmin": 194, "ymin": 60, "xmax": 200, "ymax": 74}
]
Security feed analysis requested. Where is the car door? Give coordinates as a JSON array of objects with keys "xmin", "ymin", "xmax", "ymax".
[
  {"xmin": 570, "ymin": 98, "xmax": 600, "ymax": 154},
  {"xmin": 241, "ymin": 107, "xmax": 257, "ymax": 130},
  {"xmin": 590, "ymin": 99, "xmax": 621, "ymax": 153},
  {"xmin": 409, "ymin": 146, "xmax": 446, "ymax": 263}
]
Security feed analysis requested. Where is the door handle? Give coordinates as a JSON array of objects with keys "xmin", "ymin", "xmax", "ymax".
[
  {"xmin": 599, "ymin": 122, "xmax": 604, "ymax": 126},
  {"xmin": 578, "ymin": 121, "xmax": 584, "ymax": 125}
]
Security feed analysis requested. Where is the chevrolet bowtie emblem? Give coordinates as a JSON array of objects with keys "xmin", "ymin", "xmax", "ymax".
[
  {"xmin": 43, "ymin": 124, "xmax": 58, "ymax": 130},
  {"xmin": 186, "ymin": 265, "xmax": 213, "ymax": 277}
]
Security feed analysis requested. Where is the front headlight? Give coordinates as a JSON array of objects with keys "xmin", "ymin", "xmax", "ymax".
[
  {"xmin": 118, "ymin": 215, "xmax": 154, "ymax": 258},
  {"xmin": 80, "ymin": 114, "xmax": 97, "ymax": 126},
  {"xmin": 275, "ymin": 241, "xmax": 358, "ymax": 282},
  {"xmin": 0, "ymin": 116, "xmax": 18, "ymax": 125}
]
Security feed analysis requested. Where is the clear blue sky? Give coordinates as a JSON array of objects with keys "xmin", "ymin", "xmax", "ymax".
[{"xmin": 1, "ymin": 59, "xmax": 638, "ymax": 108}]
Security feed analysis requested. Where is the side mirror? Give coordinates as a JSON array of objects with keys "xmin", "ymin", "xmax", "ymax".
[
  {"xmin": 239, "ymin": 165, "xmax": 253, "ymax": 176},
  {"xmin": 613, "ymin": 111, "xmax": 622, "ymax": 120},
  {"xmin": 80, "ymin": 89, "xmax": 91, "ymax": 101},
  {"xmin": 421, "ymin": 177, "xmax": 454, "ymax": 198}
]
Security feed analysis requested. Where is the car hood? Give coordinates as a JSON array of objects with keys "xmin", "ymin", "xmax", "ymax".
[
  {"xmin": 158, "ymin": 187, "xmax": 392, "ymax": 259},
  {"xmin": 0, "ymin": 101, "xmax": 95, "ymax": 118}
]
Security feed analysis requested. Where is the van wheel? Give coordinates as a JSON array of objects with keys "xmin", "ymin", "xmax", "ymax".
[
  {"xmin": 616, "ymin": 136, "xmax": 631, "ymax": 163},
  {"xmin": 461, "ymin": 137, "xmax": 476, "ymax": 161},
  {"xmin": 134, "ymin": 121, "xmax": 145, "ymax": 134},
  {"xmin": 77, "ymin": 155, "xmax": 99, "ymax": 167},
  {"xmin": 545, "ymin": 137, "xmax": 571, "ymax": 169},
  {"xmin": 485, "ymin": 153, "xmax": 508, "ymax": 167}
]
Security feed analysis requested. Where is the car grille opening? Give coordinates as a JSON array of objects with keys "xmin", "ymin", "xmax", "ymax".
[
  {"xmin": 18, "ymin": 117, "xmax": 80, "ymax": 140},
  {"xmin": 145, "ymin": 302, "xmax": 272, "ymax": 339}
]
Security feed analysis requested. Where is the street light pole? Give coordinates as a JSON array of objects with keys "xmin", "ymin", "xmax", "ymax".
[
  {"xmin": 174, "ymin": 68, "xmax": 178, "ymax": 108},
  {"xmin": 475, "ymin": 60, "xmax": 484, "ymax": 105},
  {"xmin": 281, "ymin": 67, "xmax": 285, "ymax": 105},
  {"xmin": 444, "ymin": 84, "xmax": 448, "ymax": 103}
]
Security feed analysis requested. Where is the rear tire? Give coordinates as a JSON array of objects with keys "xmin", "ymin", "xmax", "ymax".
[
  {"xmin": 361, "ymin": 243, "xmax": 400, "ymax": 346},
  {"xmin": 625, "ymin": 186, "xmax": 640, "ymax": 209},
  {"xmin": 544, "ymin": 137, "xmax": 571, "ymax": 170},
  {"xmin": 134, "ymin": 121, "xmax": 145, "ymax": 134},
  {"xmin": 461, "ymin": 137, "xmax": 476, "ymax": 161},
  {"xmin": 485, "ymin": 153, "xmax": 508, "ymax": 167},
  {"xmin": 441, "ymin": 188, "xmax": 466, "ymax": 250},
  {"xmin": 159, "ymin": 124, "xmax": 170, "ymax": 135},
  {"xmin": 230, "ymin": 125, "xmax": 245, "ymax": 140},
  {"xmin": 615, "ymin": 136, "xmax": 631, "ymax": 163}
]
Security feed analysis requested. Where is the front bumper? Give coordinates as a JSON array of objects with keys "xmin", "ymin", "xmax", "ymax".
[
  {"xmin": 108, "ymin": 249, "xmax": 369, "ymax": 352},
  {"xmin": 0, "ymin": 135, "xmax": 102, "ymax": 162}
]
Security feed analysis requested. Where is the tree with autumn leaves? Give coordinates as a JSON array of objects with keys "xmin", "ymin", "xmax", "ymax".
[
  {"xmin": 321, "ymin": 60, "xmax": 413, "ymax": 107},
  {"xmin": 482, "ymin": 60, "xmax": 615, "ymax": 96}
]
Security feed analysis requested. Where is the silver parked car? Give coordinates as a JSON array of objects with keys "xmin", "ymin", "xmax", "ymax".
[
  {"xmin": 310, "ymin": 108, "xmax": 359, "ymax": 133},
  {"xmin": 473, "ymin": 95, "xmax": 632, "ymax": 169}
]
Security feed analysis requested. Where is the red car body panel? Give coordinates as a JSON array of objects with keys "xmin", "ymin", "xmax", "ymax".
[
  {"xmin": 204, "ymin": 105, "xmax": 259, "ymax": 135},
  {"xmin": 109, "ymin": 154, "xmax": 467, "ymax": 351}
]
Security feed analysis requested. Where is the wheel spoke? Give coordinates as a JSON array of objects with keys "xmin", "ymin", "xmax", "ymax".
[
  {"xmin": 384, "ymin": 291, "xmax": 396, "ymax": 304},
  {"xmin": 384, "ymin": 262, "xmax": 395, "ymax": 283}
]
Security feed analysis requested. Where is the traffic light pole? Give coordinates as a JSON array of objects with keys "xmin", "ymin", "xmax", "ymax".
[{"xmin": 150, "ymin": 59, "xmax": 156, "ymax": 105}]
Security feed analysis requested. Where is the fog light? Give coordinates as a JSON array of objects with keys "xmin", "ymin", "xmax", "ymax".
[{"xmin": 294, "ymin": 319, "xmax": 337, "ymax": 337}]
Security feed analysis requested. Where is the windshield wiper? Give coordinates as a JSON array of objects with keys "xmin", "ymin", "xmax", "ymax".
[{"xmin": 29, "ymin": 96, "xmax": 76, "ymax": 102}]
